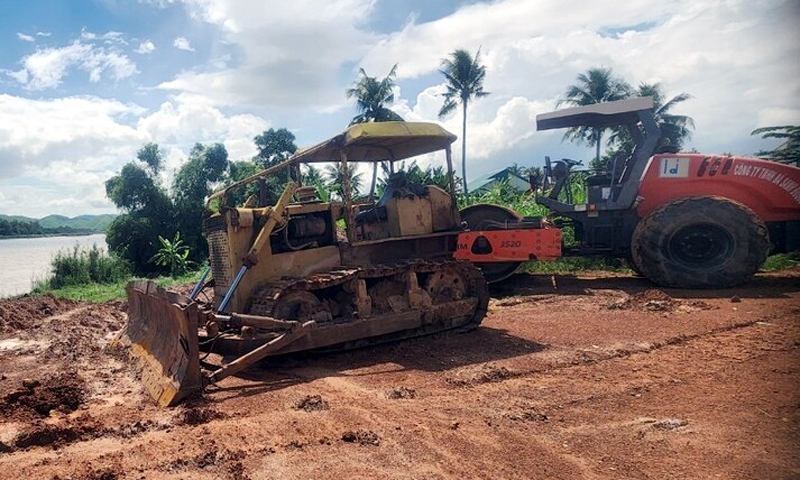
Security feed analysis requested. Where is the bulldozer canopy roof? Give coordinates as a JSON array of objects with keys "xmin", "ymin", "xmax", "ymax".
[
  {"xmin": 291, "ymin": 121, "xmax": 457, "ymax": 164},
  {"xmin": 537, "ymin": 96, "xmax": 654, "ymax": 131},
  {"xmin": 208, "ymin": 122, "xmax": 456, "ymax": 205}
]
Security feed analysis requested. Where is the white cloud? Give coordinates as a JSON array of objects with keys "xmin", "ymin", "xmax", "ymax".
[
  {"xmin": 173, "ymin": 37, "xmax": 195, "ymax": 51},
  {"xmin": 137, "ymin": 94, "xmax": 269, "ymax": 161},
  {"xmin": 157, "ymin": 0, "xmax": 378, "ymax": 109},
  {"xmin": 135, "ymin": 41, "xmax": 156, "ymax": 54},
  {"xmin": 0, "ymin": 94, "xmax": 147, "ymax": 179},
  {"xmin": 17, "ymin": 33, "xmax": 35, "ymax": 42},
  {"xmin": 0, "ymin": 92, "xmax": 271, "ymax": 216},
  {"xmin": 9, "ymin": 41, "xmax": 137, "ymax": 90},
  {"xmin": 81, "ymin": 29, "xmax": 127, "ymax": 45}
]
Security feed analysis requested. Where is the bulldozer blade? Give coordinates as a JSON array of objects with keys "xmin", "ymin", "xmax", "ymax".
[{"xmin": 126, "ymin": 280, "xmax": 204, "ymax": 407}]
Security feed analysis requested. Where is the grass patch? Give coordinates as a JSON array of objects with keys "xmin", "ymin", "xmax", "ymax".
[
  {"xmin": 522, "ymin": 256, "xmax": 633, "ymax": 275},
  {"xmin": 34, "ymin": 280, "xmax": 130, "ymax": 303},
  {"xmin": 761, "ymin": 251, "xmax": 800, "ymax": 271},
  {"xmin": 33, "ymin": 271, "xmax": 206, "ymax": 303}
]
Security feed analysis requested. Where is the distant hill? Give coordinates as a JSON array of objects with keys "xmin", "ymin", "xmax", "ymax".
[
  {"xmin": 0, "ymin": 214, "xmax": 37, "ymax": 223},
  {"xmin": 0, "ymin": 214, "xmax": 116, "ymax": 233},
  {"xmin": 38, "ymin": 214, "xmax": 116, "ymax": 232}
]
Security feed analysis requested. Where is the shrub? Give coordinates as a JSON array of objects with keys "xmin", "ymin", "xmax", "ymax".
[{"xmin": 46, "ymin": 244, "xmax": 131, "ymax": 289}]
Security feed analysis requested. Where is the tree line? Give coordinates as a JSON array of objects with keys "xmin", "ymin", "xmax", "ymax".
[{"xmin": 0, "ymin": 218, "xmax": 96, "ymax": 238}]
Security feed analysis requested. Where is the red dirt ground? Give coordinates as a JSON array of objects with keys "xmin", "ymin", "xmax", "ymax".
[{"xmin": 0, "ymin": 269, "xmax": 798, "ymax": 480}]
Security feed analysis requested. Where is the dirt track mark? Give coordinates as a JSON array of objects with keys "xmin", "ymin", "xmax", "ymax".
[{"xmin": 503, "ymin": 316, "xmax": 775, "ymax": 379}]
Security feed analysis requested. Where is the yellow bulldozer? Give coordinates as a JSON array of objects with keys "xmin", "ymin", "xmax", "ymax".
[{"xmin": 127, "ymin": 121, "xmax": 489, "ymax": 406}]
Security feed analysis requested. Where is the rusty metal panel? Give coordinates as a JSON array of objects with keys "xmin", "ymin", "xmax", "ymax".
[{"xmin": 126, "ymin": 280, "xmax": 203, "ymax": 407}]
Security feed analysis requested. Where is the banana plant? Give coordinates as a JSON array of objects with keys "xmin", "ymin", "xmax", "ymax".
[{"xmin": 150, "ymin": 232, "xmax": 193, "ymax": 277}]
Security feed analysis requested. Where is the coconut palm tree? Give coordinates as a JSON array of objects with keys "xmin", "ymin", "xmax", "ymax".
[
  {"xmin": 526, "ymin": 166, "xmax": 545, "ymax": 192},
  {"xmin": 608, "ymin": 83, "xmax": 695, "ymax": 158},
  {"xmin": 346, "ymin": 65, "xmax": 405, "ymax": 197},
  {"xmin": 752, "ymin": 125, "xmax": 800, "ymax": 166},
  {"xmin": 325, "ymin": 162, "xmax": 364, "ymax": 200},
  {"xmin": 638, "ymin": 83, "xmax": 695, "ymax": 152},
  {"xmin": 507, "ymin": 162, "xmax": 526, "ymax": 177},
  {"xmin": 346, "ymin": 64, "xmax": 405, "ymax": 125},
  {"xmin": 559, "ymin": 67, "xmax": 632, "ymax": 163},
  {"xmin": 438, "ymin": 48, "xmax": 490, "ymax": 195}
]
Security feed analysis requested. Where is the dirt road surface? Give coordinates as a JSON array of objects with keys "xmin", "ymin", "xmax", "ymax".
[{"xmin": 0, "ymin": 270, "xmax": 798, "ymax": 480}]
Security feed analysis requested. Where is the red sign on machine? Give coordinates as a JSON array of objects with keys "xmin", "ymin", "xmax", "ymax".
[{"xmin": 454, "ymin": 228, "xmax": 562, "ymax": 262}]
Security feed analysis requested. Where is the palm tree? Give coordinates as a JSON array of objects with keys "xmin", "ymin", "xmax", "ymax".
[
  {"xmin": 609, "ymin": 83, "xmax": 695, "ymax": 157},
  {"xmin": 639, "ymin": 83, "xmax": 695, "ymax": 152},
  {"xmin": 302, "ymin": 165, "xmax": 324, "ymax": 185},
  {"xmin": 752, "ymin": 125, "xmax": 800, "ymax": 166},
  {"xmin": 346, "ymin": 65, "xmax": 405, "ymax": 197},
  {"xmin": 346, "ymin": 64, "xmax": 405, "ymax": 125},
  {"xmin": 526, "ymin": 166, "xmax": 544, "ymax": 192},
  {"xmin": 507, "ymin": 162, "xmax": 525, "ymax": 177},
  {"xmin": 559, "ymin": 67, "xmax": 632, "ymax": 163},
  {"xmin": 325, "ymin": 163, "xmax": 364, "ymax": 200},
  {"xmin": 438, "ymin": 48, "xmax": 490, "ymax": 195}
]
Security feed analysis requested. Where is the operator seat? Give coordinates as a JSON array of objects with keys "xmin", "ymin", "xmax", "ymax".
[{"xmin": 355, "ymin": 172, "xmax": 427, "ymax": 225}]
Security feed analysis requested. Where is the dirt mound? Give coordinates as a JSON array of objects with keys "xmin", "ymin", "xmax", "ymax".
[
  {"xmin": 341, "ymin": 429, "xmax": 380, "ymax": 446},
  {"xmin": 445, "ymin": 363, "xmax": 517, "ymax": 387},
  {"xmin": 385, "ymin": 386, "xmax": 417, "ymax": 399},
  {"xmin": 13, "ymin": 422, "xmax": 100, "ymax": 450},
  {"xmin": 504, "ymin": 408, "xmax": 549, "ymax": 423},
  {"xmin": 181, "ymin": 405, "xmax": 225, "ymax": 425},
  {"xmin": 293, "ymin": 394, "xmax": 329, "ymax": 411},
  {"xmin": 3, "ymin": 372, "xmax": 85, "ymax": 419},
  {"xmin": 161, "ymin": 448, "xmax": 253, "ymax": 479},
  {"xmin": 608, "ymin": 289, "xmax": 716, "ymax": 312},
  {"xmin": 0, "ymin": 295, "xmax": 80, "ymax": 333}
]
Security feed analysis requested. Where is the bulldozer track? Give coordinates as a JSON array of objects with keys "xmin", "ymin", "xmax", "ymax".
[{"xmin": 247, "ymin": 259, "xmax": 488, "ymax": 329}]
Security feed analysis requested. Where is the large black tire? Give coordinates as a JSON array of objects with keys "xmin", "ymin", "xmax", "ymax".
[{"xmin": 631, "ymin": 196, "xmax": 770, "ymax": 288}]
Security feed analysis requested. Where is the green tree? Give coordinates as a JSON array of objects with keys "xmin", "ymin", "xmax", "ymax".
[
  {"xmin": 136, "ymin": 142, "xmax": 163, "ymax": 175},
  {"xmin": 559, "ymin": 67, "xmax": 632, "ymax": 164},
  {"xmin": 752, "ymin": 126, "xmax": 800, "ymax": 166},
  {"xmin": 105, "ymin": 215, "xmax": 166, "ymax": 275},
  {"xmin": 253, "ymin": 128, "xmax": 297, "ymax": 168},
  {"xmin": 225, "ymin": 159, "xmax": 263, "ymax": 207},
  {"xmin": 251, "ymin": 127, "xmax": 299, "ymax": 203},
  {"xmin": 302, "ymin": 164, "xmax": 324, "ymax": 185},
  {"xmin": 106, "ymin": 142, "xmax": 231, "ymax": 275},
  {"xmin": 438, "ymin": 48, "xmax": 490, "ymax": 195},
  {"xmin": 346, "ymin": 64, "xmax": 405, "ymax": 125},
  {"xmin": 173, "ymin": 143, "xmax": 230, "ymax": 261},
  {"xmin": 105, "ymin": 144, "xmax": 174, "ymax": 274},
  {"xmin": 301, "ymin": 165, "xmax": 331, "ymax": 201},
  {"xmin": 642, "ymin": 84, "xmax": 694, "ymax": 152}
]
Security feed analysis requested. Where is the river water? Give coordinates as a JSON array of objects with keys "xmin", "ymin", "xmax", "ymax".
[{"xmin": 0, "ymin": 234, "xmax": 107, "ymax": 298}]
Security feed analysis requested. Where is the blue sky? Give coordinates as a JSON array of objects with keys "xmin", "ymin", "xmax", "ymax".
[{"xmin": 1, "ymin": 0, "xmax": 798, "ymax": 218}]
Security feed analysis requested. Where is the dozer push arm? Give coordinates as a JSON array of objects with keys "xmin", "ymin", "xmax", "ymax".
[
  {"xmin": 218, "ymin": 182, "xmax": 297, "ymax": 313},
  {"xmin": 243, "ymin": 182, "xmax": 297, "ymax": 266}
]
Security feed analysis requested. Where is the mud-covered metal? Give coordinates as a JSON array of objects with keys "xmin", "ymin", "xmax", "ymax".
[{"xmin": 125, "ymin": 280, "xmax": 203, "ymax": 407}]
